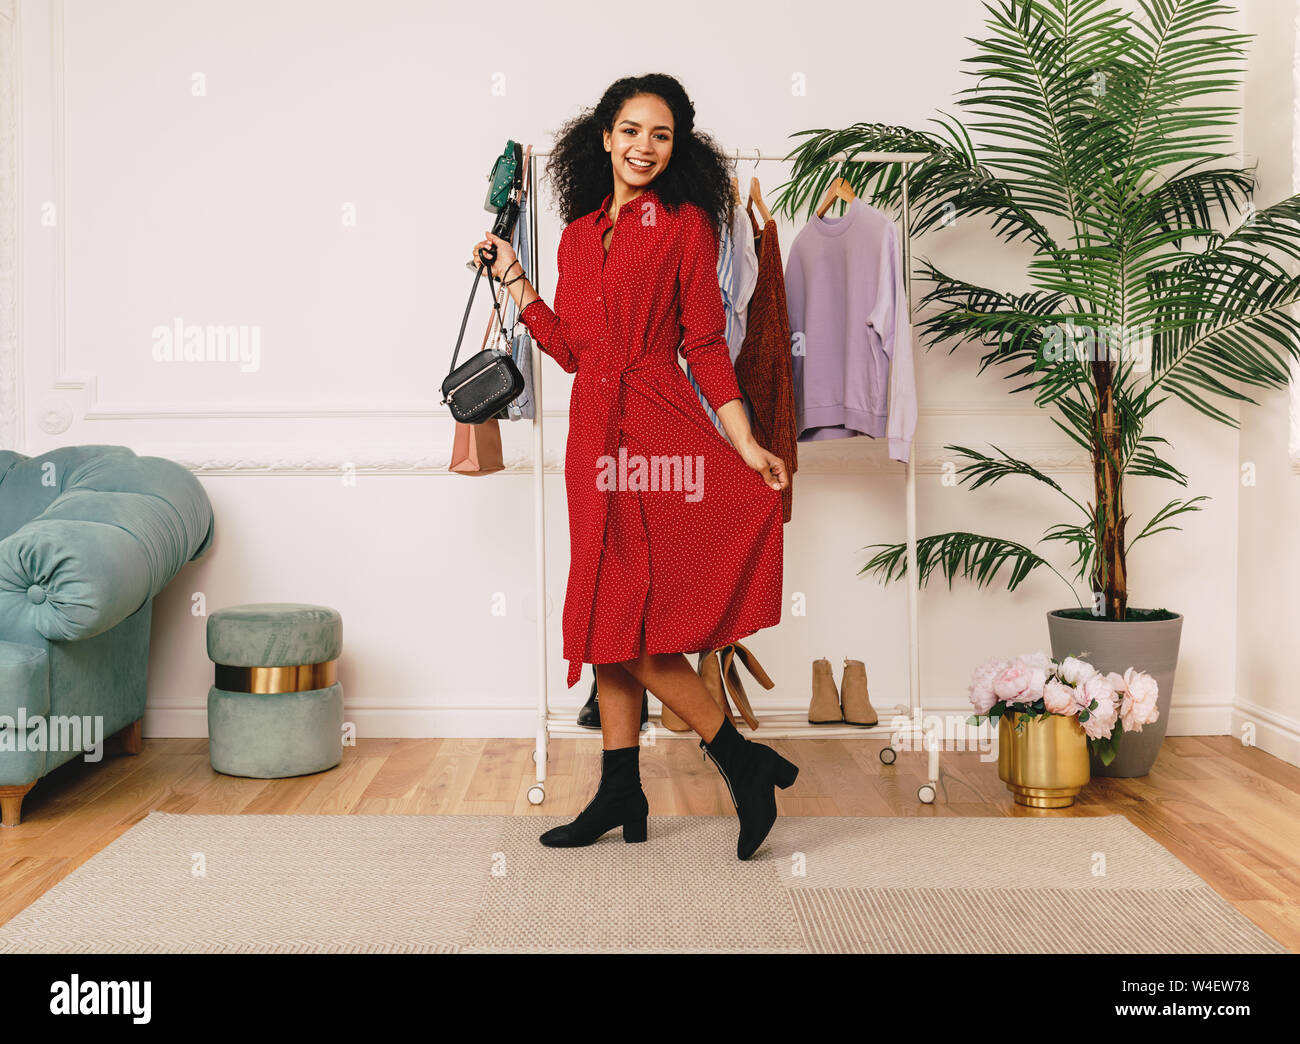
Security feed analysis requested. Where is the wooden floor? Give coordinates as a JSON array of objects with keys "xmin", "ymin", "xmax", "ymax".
[{"xmin": 1, "ymin": 732, "xmax": 1297, "ymax": 951}]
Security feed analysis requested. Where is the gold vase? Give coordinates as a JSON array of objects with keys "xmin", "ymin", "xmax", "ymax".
[{"xmin": 997, "ymin": 711, "xmax": 1090, "ymax": 808}]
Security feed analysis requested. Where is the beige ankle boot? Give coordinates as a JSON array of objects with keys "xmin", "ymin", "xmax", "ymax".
[
  {"xmin": 840, "ymin": 658, "xmax": 878, "ymax": 726},
  {"xmin": 809, "ymin": 657, "xmax": 843, "ymax": 723}
]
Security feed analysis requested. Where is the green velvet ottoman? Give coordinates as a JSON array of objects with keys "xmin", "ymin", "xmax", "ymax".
[{"xmin": 206, "ymin": 603, "xmax": 343, "ymax": 778}]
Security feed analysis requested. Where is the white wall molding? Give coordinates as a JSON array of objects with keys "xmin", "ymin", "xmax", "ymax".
[
  {"xmin": 79, "ymin": 397, "xmax": 1048, "ymax": 421},
  {"xmin": 132, "ymin": 438, "xmax": 1093, "ymax": 476}
]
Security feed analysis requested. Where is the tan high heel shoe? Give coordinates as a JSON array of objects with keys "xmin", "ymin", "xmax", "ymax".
[
  {"xmin": 718, "ymin": 641, "xmax": 770, "ymax": 732},
  {"xmin": 700, "ymin": 647, "xmax": 731, "ymax": 721},
  {"xmin": 660, "ymin": 649, "xmax": 729, "ymax": 732},
  {"xmin": 840, "ymin": 657, "xmax": 878, "ymax": 726},
  {"xmin": 809, "ymin": 657, "xmax": 843, "ymax": 723},
  {"xmin": 661, "ymin": 693, "xmax": 690, "ymax": 732}
]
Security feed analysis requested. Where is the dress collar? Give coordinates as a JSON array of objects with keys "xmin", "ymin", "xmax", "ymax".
[{"xmin": 597, "ymin": 183, "xmax": 660, "ymax": 226}]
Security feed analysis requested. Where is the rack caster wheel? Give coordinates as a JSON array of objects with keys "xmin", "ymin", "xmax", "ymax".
[
  {"xmin": 879, "ymin": 746, "xmax": 897, "ymax": 765},
  {"xmin": 917, "ymin": 784, "xmax": 936, "ymax": 804},
  {"xmin": 527, "ymin": 784, "xmax": 545, "ymax": 805}
]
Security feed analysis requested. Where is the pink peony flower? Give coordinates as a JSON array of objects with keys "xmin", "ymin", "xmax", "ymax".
[
  {"xmin": 1059, "ymin": 656, "xmax": 1098, "ymax": 687},
  {"xmin": 1019, "ymin": 650, "xmax": 1056, "ymax": 675},
  {"xmin": 968, "ymin": 658, "xmax": 1008, "ymax": 715},
  {"xmin": 1013, "ymin": 654, "xmax": 1049, "ymax": 703},
  {"xmin": 1120, "ymin": 669, "xmax": 1160, "ymax": 731},
  {"xmin": 1043, "ymin": 678, "xmax": 1078, "ymax": 715},
  {"xmin": 993, "ymin": 661, "xmax": 1034, "ymax": 706},
  {"xmin": 1079, "ymin": 673, "xmax": 1118, "ymax": 740}
]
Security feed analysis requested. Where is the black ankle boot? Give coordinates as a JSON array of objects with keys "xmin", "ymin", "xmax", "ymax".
[
  {"xmin": 539, "ymin": 745, "xmax": 649, "ymax": 847},
  {"xmin": 699, "ymin": 716, "xmax": 798, "ymax": 860},
  {"xmin": 576, "ymin": 676, "xmax": 649, "ymax": 730},
  {"xmin": 576, "ymin": 677, "xmax": 601, "ymax": 729}
]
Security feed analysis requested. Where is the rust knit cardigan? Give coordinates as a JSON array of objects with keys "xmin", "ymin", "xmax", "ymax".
[{"xmin": 735, "ymin": 202, "xmax": 799, "ymax": 523}]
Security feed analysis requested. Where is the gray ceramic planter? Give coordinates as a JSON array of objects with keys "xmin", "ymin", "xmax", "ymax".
[{"xmin": 1045, "ymin": 609, "xmax": 1183, "ymax": 778}]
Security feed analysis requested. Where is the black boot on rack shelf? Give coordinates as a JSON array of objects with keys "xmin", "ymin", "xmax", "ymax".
[
  {"xmin": 539, "ymin": 744, "xmax": 649, "ymax": 847},
  {"xmin": 577, "ymin": 675, "xmax": 650, "ymax": 730},
  {"xmin": 699, "ymin": 716, "xmax": 799, "ymax": 860},
  {"xmin": 576, "ymin": 676, "xmax": 600, "ymax": 728}
]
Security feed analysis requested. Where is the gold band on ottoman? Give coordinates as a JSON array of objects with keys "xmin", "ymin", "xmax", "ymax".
[{"xmin": 214, "ymin": 660, "xmax": 338, "ymax": 694}]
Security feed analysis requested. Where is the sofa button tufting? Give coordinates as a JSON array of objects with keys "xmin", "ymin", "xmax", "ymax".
[{"xmin": 26, "ymin": 584, "xmax": 46, "ymax": 604}]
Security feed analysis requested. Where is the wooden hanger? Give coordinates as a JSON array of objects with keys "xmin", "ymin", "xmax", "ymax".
[
  {"xmin": 816, "ymin": 175, "xmax": 856, "ymax": 218},
  {"xmin": 748, "ymin": 177, "xmax": 772, "ymax": 226},
  {"xmin": 729, "ymin": 175, "xmax": 742, "ymax": 205}
]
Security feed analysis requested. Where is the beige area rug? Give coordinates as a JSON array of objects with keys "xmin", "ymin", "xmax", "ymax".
[{"xmin": 0, "ymin": 813, "xmax": 1285, "ymax": 954}]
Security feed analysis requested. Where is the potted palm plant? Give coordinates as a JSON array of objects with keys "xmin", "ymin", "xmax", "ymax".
[{"xmin": 772, "ymin": 0, "xmax": 1300, "ymax": 777}]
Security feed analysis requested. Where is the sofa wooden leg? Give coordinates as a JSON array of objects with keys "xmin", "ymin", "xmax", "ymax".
[
  {"xmin": 120, "ymin": 718, "xmax": 143, "ymax": 756},
  {"xmin": 0, "ymin": 783, "xmax": 35, "ymax": 827}
]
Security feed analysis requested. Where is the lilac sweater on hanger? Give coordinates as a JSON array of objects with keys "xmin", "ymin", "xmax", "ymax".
[{"xmin": 785, "ymin": 198, "xmax": 916, "ymax": 462}]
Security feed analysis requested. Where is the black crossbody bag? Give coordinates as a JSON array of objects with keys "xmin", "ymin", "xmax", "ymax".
[{"xmin": 441, "ymin": 141, "xmax": 527, "ymax": 424}]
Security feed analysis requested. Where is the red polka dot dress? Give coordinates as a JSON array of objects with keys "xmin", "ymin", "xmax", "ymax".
[{"xmin": 519, "ymin": 183, "xmax": 784, "ymax": 690}]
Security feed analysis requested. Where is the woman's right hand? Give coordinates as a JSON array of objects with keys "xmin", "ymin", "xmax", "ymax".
[{"xmin": 470, "ymin": 231, "xmax": 518, "ymax": 282}]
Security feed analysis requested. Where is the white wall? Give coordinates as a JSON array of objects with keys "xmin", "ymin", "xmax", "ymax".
[
  {"xmin": 3, "ymin": 0, "xmax": 1294, "ymax": 757},
  {"xmin": 1236, "ymin": 0, "xmax": 1300, "ymax": 766}
]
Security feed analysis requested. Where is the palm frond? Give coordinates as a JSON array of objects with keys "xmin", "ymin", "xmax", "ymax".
[
  {"xmin": 944, "ymin": 443, "xmax": 1091, "ymax": 516},
  {"xmin": 1122, "ymin": 437, "xmax": 1185, "ymax": 484},
  {"xmin": 1127, "ymin": 164, "xmax": 1254, "ymax": 242},
  {"xmin": 957, "ymin": 0, "xmax": 1130, "ymax": 237},
  {"xmin": 1040, "ymin": 521, "xmax": 1096, "ymax": 583},
  {"xmin": 1127, "ymin": 495, "xmax": 1211, "ymax": 547},
  {"xmin": 859, "ymin": 531, "xmax": 1081, "ymax": 598},
  {"xmin": 1148, "ymin": 196, "xmax": 1300, "ymax": 422},
  {"xmin": 1102, "ymin": 0, "xmax": 1248, "ymax": 192},
  {"xmin": 772, "ymin": 121, "xmax": 1058, "ymax": 249},
  {"xmin": 915, "ymin": 262, "xmax": 1070, "ymax": 358}
]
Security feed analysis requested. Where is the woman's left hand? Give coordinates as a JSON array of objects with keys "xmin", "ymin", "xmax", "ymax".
[{"xmin": 736, "ymin": 438, "xmax": 789, "ymax": 491}]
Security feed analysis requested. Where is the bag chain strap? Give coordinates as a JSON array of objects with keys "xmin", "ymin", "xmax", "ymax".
[
  {"xmin": 481, "ymin": 144, "xmax": 532, "ymax": 353},
  {"xmin": 445, "ymin": 144, "xmax": 530, "ymax": 386}
]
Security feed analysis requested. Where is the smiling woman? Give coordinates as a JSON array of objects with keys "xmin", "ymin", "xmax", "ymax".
[
  {"xmin": 609, "ymin": 96, "xmax": 673, "ymax": 189},
  {"xmin": 467, "ymin": 73, "xmax": 798, "ymax": 861},
  {"xmin": 602, "ymin": 95, "xmax": 675, "ymax": 250}
]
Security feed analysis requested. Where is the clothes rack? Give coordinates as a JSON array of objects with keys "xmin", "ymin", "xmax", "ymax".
[{"xmin": 516, "ymin": 147, "xmax": 940, "ymax": 806}]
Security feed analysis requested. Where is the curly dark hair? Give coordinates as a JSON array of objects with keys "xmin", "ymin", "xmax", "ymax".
[{"xmin": 539, "ymin": 73, "xmax": 734, "ymax": 237}]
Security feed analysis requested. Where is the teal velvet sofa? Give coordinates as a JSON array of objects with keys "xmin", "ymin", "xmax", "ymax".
[{"xmin": 0, "ymin": 445, "xmax": 214, "ymax": 825}]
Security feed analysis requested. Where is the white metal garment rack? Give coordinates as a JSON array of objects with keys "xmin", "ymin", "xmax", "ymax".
[{"xmin": 518, "ymin": 147, "xmax": 941, "ymax": 806}]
